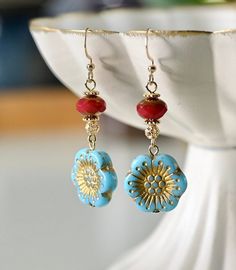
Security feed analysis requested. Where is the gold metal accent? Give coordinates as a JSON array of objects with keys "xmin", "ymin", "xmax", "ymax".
[
  {"xmin": 85, "ymin": 79, "xmax": 96, "ymax": 92},
  {"xmin": 84, "ymin": 28, "xmax": 93, "ymax": 65},
  {"xmin": 83, "ymin": 115, "xmax": 99, "ymax": 121},
  {"xmin": 29, "ymin": 22, "xmax": 118, "ymax": 34},
  {"xmin": 145, "ymin": 121, "xmax": 160, "ymax": 140},
  {"xmin": 126, "ymin": 29, "xmax": 212, "ymax": 37},
  {"xmin": 101, "ymin": 165, "xmax": 115, "ymax": 172},
  {"xmin": 129, "ymin": 160, "xmax": 178, "ymax": 211},
  {"xmin": 76, "ymin": 158, "xmax": 101, "ymax": 202},
  {"xmin": 146, "ymin": 28, "xmax": 155, "ymax": 67},
  {"xmin": 29, "ymin": 24, "xmax": 213, "ymax": 35},
  {"xmin": 145, "ymin": 119, "xmax": 160, "ymax": 124},
  {"xmin": 148, "ymin": 144, "xmax": 159, "ymax": 157},
  {"xmin": 84, "ymin": 116, "xmax": 100, "ymax": 150},
  {"xmin": 84, "ymin": 116, "xmax": 100, "ymax": 134},
  {"xmin": 144, "ymin": 120, "xmax": 160, "ymax": 157},
  {"xmin": 84, "ymin": 28, "xmax": 97, "ymax": 93},
  {"xmin": 88, "ymin": 134, "xmax": 97, "ymax": 150},
  {"xmin": 145, "ymin": 28, "xmax": 158, "ymax": 94}
]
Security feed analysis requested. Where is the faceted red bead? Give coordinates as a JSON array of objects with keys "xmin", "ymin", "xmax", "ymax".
[
  {"xmin": 76, "ymin": 95, "xmax": 106, "ymax": 115},
  {"xmin": 137, "ymin": 97, "xmax": 167, "ymax": 120}
]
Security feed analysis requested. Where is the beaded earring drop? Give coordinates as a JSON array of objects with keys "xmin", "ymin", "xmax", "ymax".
[
  {"xmin": 71, "ymin": 28, "xmax": 117, "ymax": 207},
  {"xmin": 124, "ymin": 29, "xmax": 187, "ymax": 213}
]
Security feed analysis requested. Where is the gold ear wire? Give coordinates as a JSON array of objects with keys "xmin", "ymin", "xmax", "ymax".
[
  {"xmin": 84, "ymin": 28, "xmax": 93, "ymax": 65},
  {"xmin": 145, "ymin": 29, "xmax": 158, "ymax": 94},
  {"xmin": 84, "ymin": 28, "xmax": 97, "ymax": 92},
  {"xmin": 145, "ymin": 28, "xmax": 155, "ymax": 66}
]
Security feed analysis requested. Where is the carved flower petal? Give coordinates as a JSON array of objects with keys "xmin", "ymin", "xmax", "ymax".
[
  {"xmin": 77, "ymin": 190, "xmax": 90, "ymax": 205},
  {"xmin": 89, "ymin": 149, "xmax": 112, "ymax": 169},
  {"xmin": 124, "ymin": 174, "xmax": 142, "ymax": 198},
  {"xmin": 135, "ymin": 196, "xmax": 161, "ymax": 213},
  {"xmin": 71, "ymin": 163, "xmax": 79, "ymax": 187},
  {"xmin": 74, "ymin": 147, "xmax": 89, "ymax": 162},
  {"xmin": 99, "ymin": 170, "xmax": 117, "ymax": 193},
  {"xmin": 153, "ymin": 154, "xmax": 179, "ymax": 175},
  {"xmin": 160, "ymin": 195, "xmax": 179, "ymax": 212},
  {"xmin": 93, "ymin": 191, "xmax": 112, "ymax": 207},
  {"xmin": 130, "ymin": 154, "xmax": 152, "ymax": 176},
  {"xmin": 170, "ymin": 175, "xmax": 188, "ymax": 197}
]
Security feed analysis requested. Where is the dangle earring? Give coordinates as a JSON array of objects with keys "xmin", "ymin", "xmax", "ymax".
[
  {"xmin": 71, "ymin": 28, "xmax": 117, "ymax": 207},
  {"xmin": 124, "ymin": 29, "xmax": 187, "ymax": 213}
]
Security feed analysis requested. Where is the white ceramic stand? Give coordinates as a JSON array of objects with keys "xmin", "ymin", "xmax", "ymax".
[
  {"xmin": 29, "ymin": 6, "xmax": 236, "ymax": 269},
  {"xmin": 110, "ymin": 144, "xmax": 236, "ymax": 270}
]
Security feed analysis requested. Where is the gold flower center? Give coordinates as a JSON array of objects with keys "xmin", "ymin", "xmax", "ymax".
[
  {"xmin": 76, "ymin": 159, "xmax": 101, "ymax": 199},
  {"xmin": 144, "ymin": 174, "xmax": 167, "ymax": 195}
]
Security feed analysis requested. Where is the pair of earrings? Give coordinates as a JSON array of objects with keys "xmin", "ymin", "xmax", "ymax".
[{"xmin": 71, "ymin": 28, "xmax": 187, "ymax": 213}]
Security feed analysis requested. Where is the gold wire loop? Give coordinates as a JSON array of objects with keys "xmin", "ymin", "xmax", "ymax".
[
  {"xmin": 88, "ymin": 134, "xmax": 96, "ymax": 150},
  {"xmin": 148, "ymin": 132, "xmax": 159, "ymax": 157},
  {"xmin": 85, "ymin": 79, "xmax": 96, "ymax": 91},
  {"xmin": 146, "ymin": 81, "xmax": 158, "ymax": 93},
  {"xmin": 149, "ymin": 144, "xmax": 159, "ymax": 158}
]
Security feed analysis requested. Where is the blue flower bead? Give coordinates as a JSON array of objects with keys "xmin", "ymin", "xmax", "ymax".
[
  {"xmin": 124, "ymin": 154, "xmax": 187, "ymax": 213},
  {"xmin": 71, "ymin": 148, "xmax": 117, "ymax": 207}
]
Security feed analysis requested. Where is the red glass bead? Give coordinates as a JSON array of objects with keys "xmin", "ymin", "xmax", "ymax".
[
  {"xmin": 76, "ymin": 95, "xmax": 106, "ymax": 115},
  {"xmin": 137, "ymin": 97, "xmax": 167, "ymax": 120}
]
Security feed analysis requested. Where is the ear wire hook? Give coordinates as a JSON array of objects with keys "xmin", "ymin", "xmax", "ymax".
[
  {"xmin": 84, "ymin": 28, "xmax": 96, "ymax": 92},
  {"xmin": 145, "ymin": 28, "xmax": 158, "ymax": 94},
  {"xmin": 84, "ymin": 28, "xmax": 93, "ymax": 65},
  {"xmin": 145, "ymin": 28, "xmax": 155, "ymax": 66}
]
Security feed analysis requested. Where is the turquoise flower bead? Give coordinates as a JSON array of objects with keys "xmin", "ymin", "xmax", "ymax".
[
  {"xmin": 124, "ymin": 153, "xmax": 187, "ymax": 213},
  {"xmin": 71, "ymin": 148, "xmax": 117, "ymax": 207}
]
